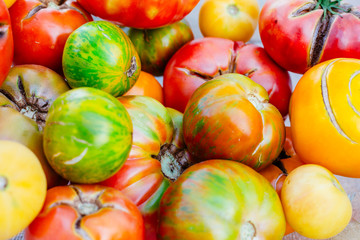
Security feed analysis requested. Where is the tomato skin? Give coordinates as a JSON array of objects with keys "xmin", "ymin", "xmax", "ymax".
[
  {"xmin": 25, "ymin": 185, "xmax": 144, "ymax": 240},
  {"xmin": 9, "ymin": 0, "xmax": 92, "ymax": 74},
  {"xmin": 77, "ymin": 0, "xmax": 200, "ymax": 29},
  {"xmin": 290, "ymin": 58, "xmax": 360, "ymax": 178},
  {"xmin": 163, "ymin": 37, "xmax": 291, "ymax": 117},
  {"xmin": 183, "ymin": 73, "xmax": 285, "ymax": 171},
  {"xmin": 0, "ymin": 0, "xmax": 13, "ymax": 86},
  {"xmin": 159, "ymin": 160, "xmax": 286, "ymax": 240}
]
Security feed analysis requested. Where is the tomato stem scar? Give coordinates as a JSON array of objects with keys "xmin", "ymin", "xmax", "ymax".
[
  {"xmin": 227, "ymin": 4, "xmax": 240, "ymax": 16},
  {"xmin": 0, "ymin": 176, "xmax": 8, "ymax": 190}
]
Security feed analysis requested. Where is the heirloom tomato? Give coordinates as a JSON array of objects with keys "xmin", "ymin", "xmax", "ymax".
[
  {"xmin": 63, "ymin": 21, "xmax": 141, "ymax": 97},
  {"xmin": 290, "ymin": 58, "xmax": 360, "ymax": 178},
  {"xmin": 25, "ymin": 185, "xmax": 144, "ymax": 240},
  {"xmin": 183, "ymin": 73, "xmax": 285, "ymax": 171},
  {"xmin": 0, "ymin": 0, "xmax": 12, "ymax": 86},
  {"xmin": 159, "ymin": 160, "xmax": 286, "ymax": 240},
  {"xmin": 282, "ymin": 164, "xmax": 352, "ymax": 239},
  {"xmin": 259, "ymin": 0, "xmax": 360, "ymax": 74},
  {"xmin": 199, "ymin": 0, "xmax": 259, "ymax": 42},
  {"xmin": 101, "ymin": 96, "xmax": 193, "ymax": 240},
  {"xmin": 4, "ymin": 0, "xmax": 16, "ymax": 7},
  {"xmin": 0, "ymin": 140, "xmax": 46, "ymax": 240},
  {"xmin": 127, "ymin": 21, "xmax": 194, "ymax": 76},
  {"xmin": 124, "ymin": 71, "xmax": 164, "ymax": 104},
  {"xmin": 43, "ymin": 87, "xmax": 132, "ymax": 183},
  {"xmin": 77, "ymin": 0, "xmax": 200, "ymax": 29},
  {"xmin": 9, "ymin": 0, "xmax": 92, "ymax": 74},
  {"xmin": 163, "ymin": 37, "xmax": 291, "ymax": 117},
  {"xmin": 0, "ymin": 64, "xmax": 70, "ymax": 188}
]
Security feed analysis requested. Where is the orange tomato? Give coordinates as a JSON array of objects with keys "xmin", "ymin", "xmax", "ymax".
[
  {"xmin": 199, "ymin": 0, "xmax": 259, "ymax": 42},
  {"xmin": 290, "ymin": 58, "xmax": 360, "ymax": 178},
  {"xmin": 124, "ymin": 71, "xmax": 164, "ymax": 104},
  {"xmin": 4, "ymin": 0, "xmax": 16, "ymax": 7}
]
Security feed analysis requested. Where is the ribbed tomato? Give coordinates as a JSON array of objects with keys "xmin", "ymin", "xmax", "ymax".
[{"xmin": 0, "ymin": 0, "xmax": 13, "ymax": 85}]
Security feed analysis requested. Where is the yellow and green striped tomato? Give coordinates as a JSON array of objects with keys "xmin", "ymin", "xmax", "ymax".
[
  {"xmin": 62, "ymin": 21, "xmax": 141, "ymax": 97},
  {"xmin": 43, "ymin": 87, "xmax": 132, "ymax": 183}
]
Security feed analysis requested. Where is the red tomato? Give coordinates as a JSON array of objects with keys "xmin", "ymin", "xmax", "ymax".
[
  {"xmin": 0, "ymin": 0, "xmax": 13, "ymax": 85},
  {"xmin": 259, "ymin": 0, "xmax": 360, "ymax": 74},
  {"xmin": 9, "ymin": 0, "xmax": 92, "ymax": 74},
  {"xmin": 163, "ymin": 37, "xmax": 292, "ymax": 117},
  {"xmin": 77, "ymin": 0, "xmax": 200, "ymax": 29},
  {"xmin": 25, "ymin": 185, "xmax": 144, "ymax": 240}
]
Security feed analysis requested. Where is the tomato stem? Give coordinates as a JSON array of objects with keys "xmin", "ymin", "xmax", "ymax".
[
  {"xmin": 0, "ymin": 176, "xmax": 8, "ymax": 190},
  {"xmin": 316, "ymin": 0, "xmax": 349, "ymax": 18}
]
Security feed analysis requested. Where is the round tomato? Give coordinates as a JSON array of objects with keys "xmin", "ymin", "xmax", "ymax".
[
  {"xmin": 127, "ymin": 21, "xmax": 194, "ymax": 76},
  {"xmin": 282, "ymin": 164, "xmax": 352, "ymax": 239},
  {"xmin": 199, "ymin": 0, "xmax": 259, "ymax": 42},
  {"xmin": 0, "ymin": 0, "xmax": 13, "ymax": 86},
  {"xmin": 0, "ymin": 140, "xmax": 47, "ymax": 240},
  {"xmin": 101, "ymin": 96, "xmax": 194, "ymax": 240},
  {"xmin": 183, "ymin": 73, "xmax": 285, "ymax": 171},
  {"xmin": 43, "ymin": 87, "xmax": 133, "ymax": 183},
  {"xmin": 25, "ymin": 184, "xmax": 144, "ymax": 240},
  {"xmin": 259, "ymin": 0, "xmax": 360, "ymax": 74},
  {"xmin": 290, "ymin": 58, "xmax": 360, "ymax": 178},
  {"xmin": 9, "ymin": 0, "xmax": 92, "ymax": 74},
  {"xmin": 63, "ymin": 21, "xmax": 141, "ymax": 97},
  {"xmin": 163, "ymin": 37, "xmax": 292, "ymax": 117},
  {"xmin": 77, "ymin": 0, "xmax": 200, "ymax": 29},
  {"xmin": 124, "ymin": 71, "xmax": 164, "ymax": 104},
  {"xmin": 159, "ymin": 160, "xmax": 286, "ymax": 239}
]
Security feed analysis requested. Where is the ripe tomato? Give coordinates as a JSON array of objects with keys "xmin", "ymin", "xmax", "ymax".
[
  {"xmin": 4, "ymin": 0, "xmax": 16, "ymax": 7},
  {"xmin": 163, "ymin": 37, "xmax": 292, "ymax": 117},
  {"xmin": 0, "ymin": 0, "xmax": 13, "ymax": 85},
  {"xmin": 0, "ymin": 140, "xmax": 47, "ymax": 240},
  {"xmin": 9, "ymin": 0, "xmax": 92, "ymax": 74},
  {"xmin": 25, "ymin": 184, "xmax": 144, "ymax": 240},
  {"xmin": 199, "ymin": 0, "xmax": 259, "ymax": 42},
  {"xmin": 281, "ymin": 164, "xmax": 352, "ymax": 239},
  {"xmin": 124, "ymin": 71, "xmax": 164, "ymax": 104},
  {"xmin": 290, "ymin": 58, "xmax": 360, "ymax": 178},
  {"xmin": 183, "ymin": 73, "xmax": 285, "ymax": 171},
  {"xmin": 159, "ymin": 160, "xmax": 286, "ymax": 239},
  {"xmin": 259, "ymin": 0, "xmax": 360, "ymax": 74},
  {"xmin": 77, "ymin": 0, "xmax": 200, "ymax": 29}
]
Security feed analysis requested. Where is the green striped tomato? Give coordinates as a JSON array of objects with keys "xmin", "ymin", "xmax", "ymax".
[
  {"xmin": 62, "ymin": 21, "xmax": 141, "ymax": 97},
  {"xmin": 43, "ymin": 87, "xmax": 132, "ymax": 183}
]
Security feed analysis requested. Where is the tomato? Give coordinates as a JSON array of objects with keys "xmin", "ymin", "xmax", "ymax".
[
  {"xmin": 9, "ymin": 0, "xmax": 92, "ymax": 74},
  {"xmin": 0, "ymin": 64, "xmax": 70, "ymax": 188},
  {"xmin": 63, "ymin": 21, "xmax": 141, "ymax": 97},
  {"xmin": 0, "ymin": 140, "xmax": 47, "ymax": 240},
  {"xmin": 159, "ymin": 160, "xmax": 286, "ymax": 239},
  {"xmin": 282, "ymin": 164, "xmax": 352, "ymax": 239},
  {"xmin": 124, "ymin": 71, "xmax": 164, "ymax": 104},
  {"xmin": 0, "ymin": 0, "xmax": 13, "ymax": 85},
  {"xmin": 163, "ymin": 37, "xmax": 292, "ymax": 117},
  {"xmin": 127, "ymin": 21, "xmax": 194, "ymax": 76},
  {"xmin": 199, "ymin": 0, "xmax": 259, "ymax": 42},
  {"xmin": 25, "ymin": 184, "xmax": 144, "ymax": 240},
  {"xmin": 100, "ymin": 96, "xmax": 193, "ymax": 240},
  {"xmin": 290, "ymin": 58, "xmax": 360, "ymax": 178},
  {"xmin": 77, "ymin": 0, "xmax": 200, "ymax": 29},
  {"xmin": 43, "ymin": 87, "xmax": 133, "ymax": 183},
  {"xmin": 183, "ymin": 73, "xmax": 285, "ymax": 171},
  {"xmin": 259, "ymin": 0, "xmax": 360, "ymax": 74},
  {"xmin": 4, "ymin": 0, "xmax": 16, "ymax": 8}
]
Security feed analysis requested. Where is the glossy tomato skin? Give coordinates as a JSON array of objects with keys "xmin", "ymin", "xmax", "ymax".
[
  {"xmin": 163, "ymin": 37, "xmax": 291, "ymax": 117},
  {"xmin": 290, "ymin": 58, "xmax": 360, "ymax": 178},
  {"xmin": 0, "ymin": 0, "xmax": 13, "ymax": 85},
  {"xmin": 25, "ymin": 185, "xmax": 144, "ymax": 240},
  {"xmin": 259, "ymin": 0, "xmax": 360, "ymax": 74},
  {"xmin": 77, "ymin": 0, "xmax": 200, "ymax": 29},
  {"xmin": 9, "ymin": 0, "xmax": 92, "ymax": 74},
  {"xmin": 159, "ymin": 160, "xmax": 286, "ymax": 239},
  {"xmin": 183, "ymin": 73, "xmax": 285, "ymax": 171}
]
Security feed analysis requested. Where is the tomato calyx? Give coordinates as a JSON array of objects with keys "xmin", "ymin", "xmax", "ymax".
[
  {"xmin": 315, "ymin": 0, "xmax": 349, "ymax": 18},
  {"xmin": 0, "ymin": 176, "xmax": 8, "ymax": 191}
]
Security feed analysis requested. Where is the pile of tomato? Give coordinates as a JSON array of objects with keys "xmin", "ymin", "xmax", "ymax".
[{"xmin": 1, "ymin": 0, "xmax": 360, "ymax": 239}]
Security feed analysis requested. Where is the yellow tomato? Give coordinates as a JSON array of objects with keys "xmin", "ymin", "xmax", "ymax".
[
  {"xmin": 281, "ymin": 164, "xmax": 352, "ymax": 239},
  {"xmin": 0, "ymin": 140, "xmax": 47, "ymax": 240},
  {"xmin": 4, "ymin": 0, "xmax": 16, "ymax": 8},
  {"xmin": 199, "ymin": 0, "xmax": 259, "ymax": 42}
]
